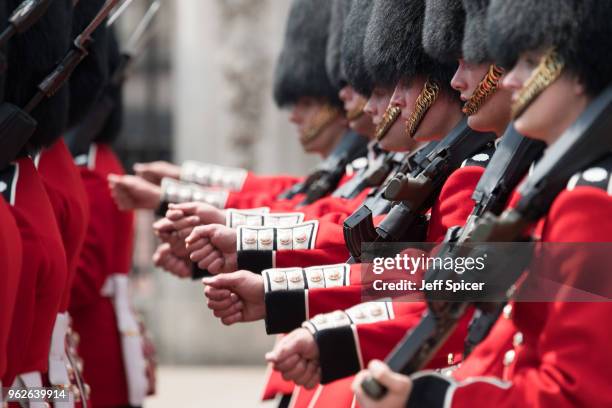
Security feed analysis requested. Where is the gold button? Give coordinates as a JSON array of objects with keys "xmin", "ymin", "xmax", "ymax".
[
  {"xmin": 273, "ymin": 274, "xmax": 286, "ymax": 283},
  {"xmin": 289, "ymin": 273, "xmax": 302, "ymax": 283},
  {"xmin": 310, "ymin": 273, "xmax": 323, "ymax": 283},
  {"xmin": 513, "ymin": 332, "xmax": 523, "ymax": 347},
  {"xmin": 370, "ymin": 306, "xmax": 383, "ymax": 317},
  {"xmin": 503, "ymin": 350, "xmax": 516, "ymax": 367},
  {"xmin": 353, "ymin": 310, "xmax": 366, "ymax": 320},
  {"xmin": 447, "ymin": 353, "xmax": 455, "ymax": 365},
  {"xmin": 279, "ymin": 234, "xmax": 292, "ymax": 245},
  {"xmin": 334, "ymin": 311, "xmax": 346, "ymax": 321},
  {"xmin": 503, "ymin": 304, "xmax": 513, "ymax": 319},
  {"xmin": 295, "ymin": 233, "xmax": 308, "ymax": 243},
  {"xmin": 260, "ymin": 236, "xmax": 273, "ymax": 246},
  {"xmin": 328, "ymin": 271, "xmax": 341, "ymax": 281},
  {"xmin": 244, "ymin": 234, "xmax": 257, "ymax": 245}
]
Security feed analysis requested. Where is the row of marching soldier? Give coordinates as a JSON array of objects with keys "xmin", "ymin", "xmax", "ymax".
[{"xmin": 0, "ymin": 0, "xmax": 157, "ymax": 407}]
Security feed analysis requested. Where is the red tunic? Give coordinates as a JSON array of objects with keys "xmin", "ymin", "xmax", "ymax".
[
  {"xmin": 0, "ymin": 197, "xmax": 22, "ymax": 379},
  {"xmin": 38, "ymin": 139, "xmax": 90, "ymax": 311},
  {"xmin": 2, "ymin": 158, "xmax": 67, "ymax": 384},
  {"xmin": 412, "ymin": 180, "xmax": 612, "ymax": 408},
  {"xmin": 70, "ymin": 143, "xmax": 132, "ymax": 407}
]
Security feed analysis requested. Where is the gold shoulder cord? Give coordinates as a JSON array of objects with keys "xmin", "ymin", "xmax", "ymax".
[
  {"xmin": 406, "ymin": 79, "xmax": 440, "ymax": 139},
  {"xmin": 302, "ymin": 104, "xmax": 343, "ymax": 143},
  {"xmin": 512, "ymin": 49, "xmax": 565, "ymax": 118},
  {"xmin": 375, "ymin": 105, "xmax": 402, "ymax": 141},
  {"xmin": 463, "ymin": 64, "xmax": 505, "ymax": 116},
  {"xmin": 347, "ymin": 98, "xmax": 368, "ymax": 121}
]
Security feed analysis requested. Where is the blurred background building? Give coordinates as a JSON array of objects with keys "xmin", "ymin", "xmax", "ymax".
[{"xmin": 112, "ymin": 0, "xmax": 318, "ymax": 371}]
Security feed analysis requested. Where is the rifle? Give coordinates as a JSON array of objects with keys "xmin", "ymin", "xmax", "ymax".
[
  {"xmin": 277, "ymin": 130, "xmax": 368, "ymax": 202},
  {"xmin": 360, "ymin": 84, "xmax": 612, "ymax": 400},
  {"xmin": 0, "ymin": 0, "xmax": 53, "ymax": 48},
  {"xmin": 23, "ymin": 0, "xmax": 125, "ymax": 115},
  {"xmin": 332, "ymin": 149, "xmax": 399, "ymax": 200},
  {"xmin": 344, "ymin": 119, "xmax": 496, "ymax": 262},
  {"xmin": 65, "ymin": 0, "xmax": 161, "ymax": 156}
]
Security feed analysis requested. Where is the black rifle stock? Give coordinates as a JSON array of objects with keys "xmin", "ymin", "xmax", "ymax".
[
  {"xmin": 277, "ymin": 130, "xmax": 368, "ymax": 201},
  {"xmin": 361, "ymin": 84, "xmax": 612, "ymax": 400},
  {"xmin": 344, "ymin": 119, "xmax": 496, "ymax": 262},
  {"xmin": 299, "ymin": 131, "xmax": 368, "ymax": 205}
]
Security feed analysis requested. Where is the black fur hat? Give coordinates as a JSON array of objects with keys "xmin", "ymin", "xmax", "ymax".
[
  {"xmin": 273, "ymin": 0, "xmax": 341, "ymax": 107},
  {"xmin": 365, "ymin": 0, "xmax": 458, "ymax": 92},
  {"xmin": 326, "ymin": 0, "xmax": 351, "ymax": 90},
  {"xmin": 423, "ymin": 0, "xmax": 465, "ymax": 63},
  {"xmin": 68, "ymin": 0, "xmax": 110, "ymax": 126},
  {"xmin": 4, "ymin": 0, "xmax": 73, "ymax": 149},
  {"xmin": 341, "ymin": 0, "xmax": 374, "ymax": 96},
  {"xmin": 462, "ymin": 0, "xmax": 490, "ymax": 63},
  {"xmin": 95, "ymin": 28, "xmax": 123, "ymax": 144},
  {"xmin": 487, "ymin": 0, "xmax": 612, "ymax": 95}
]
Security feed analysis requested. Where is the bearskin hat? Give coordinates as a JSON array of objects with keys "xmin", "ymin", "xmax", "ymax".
[
  {"xmin": 273, "ymin": 0, "xmax": 341, "ymax": 107},
  {"xmin": 4, "ymin": 0, "xmax": 73, "ymax": 149},
  {"xmin": 326, "ymin": 0, "xmax": 351, "ymax": 90},
  {"xmin": 341, "ymin": 0, "xmax": 374, "ymax": 96},
  {"xmin": 68, "ymin": 0, "xmax": 110, "ymax": 127},
  {"xmin": 462, "ymin": 0, "xmax": 490, "ymax": 63},
  {"xmin": 95, "ymin": 28, "xmax": 123, "ymax": 144},
  {"xmin": 487, "ymin": 0, "xmax": 612, "ymax": 95},
  {"xmin": 364, "ymin": 0, "xmax": 458, "ymax": 92},
  {"xmin": 422, "ymin": 0, "xmax": 465, "ymax": 63}
]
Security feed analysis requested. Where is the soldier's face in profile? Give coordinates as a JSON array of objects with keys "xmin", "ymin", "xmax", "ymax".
[
  {"xmin": 290, "ymin": 97, "xmax": 345, "ymax": 155},
  {"xmin": 378, "ymin": 80, "xmax": 420, "ymax": 152},
  {"xmin": 451, "ymin": 60, "xmax": 512, "ymax": 136},
  {"xmin": 503, "ymin": 50, "xmax": 590, "ymax": 145},
  {"xmin": 364, "ymin": 86, "xmax": 393, "ymax": 126},
  {"xmin": 339, "ymin": 85, "xmax": 376, "ymax": 139}
]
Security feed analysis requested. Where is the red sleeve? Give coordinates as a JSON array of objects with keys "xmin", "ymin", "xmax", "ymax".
[
  {"xmin": 427, "ymin": 166, "xmax": 485, "ymax": 243},
  {"xmin": 442, "ymin": 187, "xmax": 612, "ymax": 408},
  {"xmin": 240, "ymin": 173, "xmax": 303, "ymax": 195}
]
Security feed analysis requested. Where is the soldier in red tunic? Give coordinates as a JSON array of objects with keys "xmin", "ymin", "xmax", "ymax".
[
  {"xmin": 70, "ymin": 29, "xmax": 154, "ymax": 408},
  {"xmin": 352, "ymin": 1, "xmax": 612, "ymax": 407},
  {"xmin": 1, "ymin": 0, "xmax": 71, "ymax": 400}
]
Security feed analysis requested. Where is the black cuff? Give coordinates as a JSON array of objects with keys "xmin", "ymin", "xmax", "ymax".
[
  {"xmin": 237, "ymin": 250, "xmax": 274, "ymax": 274},
  {"xmin": 264, "ymin": 290, "xmax": 307, "ymax": 334},
  {"xmin": 191, "ymin": 264, "xmax": 212, "ymax": 280},
  {"xmin": 155, "ymin": 201, "xmax": 169, "ymax": 217},
  {"xmin": 315, "ymin": 326, "xmax": 361, "ymax": 384},
  {"xmin": 406, "ymin": 374, "xmax": 452, "ymax": 408}
]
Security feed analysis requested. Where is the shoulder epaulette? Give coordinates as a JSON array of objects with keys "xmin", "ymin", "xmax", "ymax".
[
  {"xmin": 567, "ymin": 154, "xmax": 612, "ymax": 194},
  {"xmin": 461, "ymin": 142, "xmax": 497, "ymax": 169},
  {"xmin": 0, "ymin": 163, "xmax": 19, "ymax": 205}
]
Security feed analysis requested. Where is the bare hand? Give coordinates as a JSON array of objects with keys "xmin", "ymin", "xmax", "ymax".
[
  {"xmin": 153, "ymin": 243, "xmax": 192, "ymax": 279},
  {"xmin": 108, "ymin": 174, "xmax": 161, "ymax": 210},
  {"xmin": 352, "ymin": 360, "xmax": 412, "ymax": 408},
  {"xmin": 185, "ymin": 224, "xmax": 238, "ymax": 274},
  {"xmin": 265, "ymin": 328, "xmax": 321, "ymax": 388},
  {"xmin": 202, "ymin": 271, "xmax": 265, "ymax": 325},
  {"xmin": 133, "ymin": 161, "xmax": 181, "ymax": 185}
]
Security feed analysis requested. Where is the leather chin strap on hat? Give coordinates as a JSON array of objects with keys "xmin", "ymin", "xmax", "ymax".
[
  {"xmin": 512, "ymin": 49, "xmax": 565, "ymax": 119},
  {"xmin": 463, "ymin": 64, "xmax": 505, "ymax": 116},
  {"xmin": 301, "ymin": 104, "xmax": 343, "ymax": 144}
]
